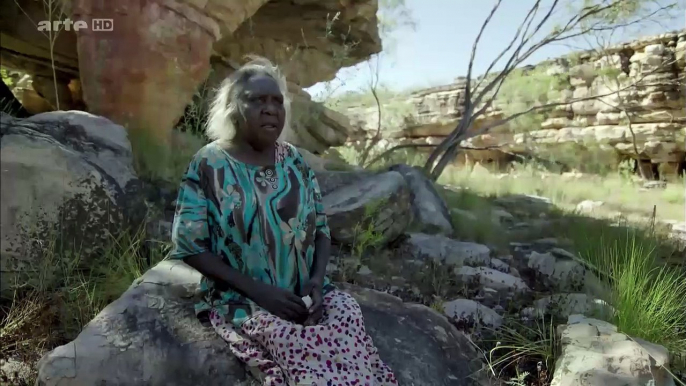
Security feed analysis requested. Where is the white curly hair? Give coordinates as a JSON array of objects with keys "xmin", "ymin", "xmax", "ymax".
[{"xmin": 205, "ymin": 56, "xmax": 291, "ymax": 143}]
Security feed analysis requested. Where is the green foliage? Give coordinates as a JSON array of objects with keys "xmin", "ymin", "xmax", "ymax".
[
  {"xmin": 441, "ymin": 161, "xmax": 684, "ymax": 226},
  {"xmin": 530, "ymin": 143, "xmax": 620, "ymax": 176},
  {"xmin": 377, "ymin": 0, "xmax": 416, "ymax": 49},
  {"xmin": 482, "ymin": 316, "xmax": 557, "ymax": 383},
  {"xmin": 1, "ymin": 222, "xmax": 168, "ymax": 384},
  {"xmin": 176, "ymin": 72, "xmax": 213, "ymax": 138},
  {"xmin": 577, "ymin": 0, "xmax": 664, "ymax": 24},
  {"xmin": 337, "ymin": 199, "xmax": 387, "ymax": 282},
  {"xmin": 1, "ymin": 68, "xmax": 16, "ymax": 88},
  {"xmin": 129, "ymin": 128, "xmax": 207, "ymax": 184},
  {"xmin": 439, "ymin": 186, "xmax": 508, "ymax": 248},
  {"xmin": 325, "ymin": 86, "xmax": 405, "ymax": 110},
  {"xmin": 351, "ymin": 199, "xmax": 387, "ymax": 259},
  {"xmin": 570, "ymin": 224, "xmax": 686, "ymax": 354},
  {"xmin": 495, "ymin": 65, "xmax": 569, "ymax": 133}
]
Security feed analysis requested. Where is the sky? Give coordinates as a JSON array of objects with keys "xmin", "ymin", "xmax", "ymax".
[{"xmin": 306, "ymin": 0, "xmax": 684, "ymax": 100}]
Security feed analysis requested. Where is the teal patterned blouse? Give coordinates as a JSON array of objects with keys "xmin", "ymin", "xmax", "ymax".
[{"xmin": 169, "ymin": 141, "xmax": 332, "ymax": 327}]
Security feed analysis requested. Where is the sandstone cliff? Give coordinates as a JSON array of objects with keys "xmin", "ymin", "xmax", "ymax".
[
  {"xmin": 0, "ymin": 0, "xmax": 381, "ymax": 152},
  {"xmin": 346, "ymin": 31, "xmax": 685, "ymax": 179}
]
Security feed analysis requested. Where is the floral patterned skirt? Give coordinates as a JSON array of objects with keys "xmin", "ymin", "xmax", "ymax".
[{"xmin": 209, "ymin": 290, "xmax": 398, "ymax": 386}]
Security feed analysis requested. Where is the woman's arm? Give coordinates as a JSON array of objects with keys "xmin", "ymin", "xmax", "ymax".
[
  {"xmin": 308, "ymin": 162, "xmax": 332, "ymax": 285},
  {"xmin": 310, "ymin": 231, "xmax": 331, "ymax": 284},
  {"xmin": 183, "ymin": 252, "xmax": 263, "ymax": 298}
]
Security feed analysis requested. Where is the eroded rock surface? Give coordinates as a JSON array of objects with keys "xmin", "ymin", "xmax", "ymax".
[
  {"xmin": 1, "ymin": 0, "xmax": 381, "ymax": 151},
  {"xmin": 36, "ymin": 261, "xmax": 480, "ymax": 385},
  {"xmin": 388, "ymin": 164, "xmax": 454, "ymax": 235},
  {"xmin": 322, "ymin": 171, "xmax": 413, "ymax": 245},
  {"xmin": 0, "ymin": 111, "xmax": 141, "ymax": 297},
  {"xmin": 551, "ymin": 315, "xmax": 675, "ymax": 386}
]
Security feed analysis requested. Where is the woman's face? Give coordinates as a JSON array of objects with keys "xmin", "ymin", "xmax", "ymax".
[{"xmin": 235, "ymin": 74, "xmax": 286, "ymax": 150}]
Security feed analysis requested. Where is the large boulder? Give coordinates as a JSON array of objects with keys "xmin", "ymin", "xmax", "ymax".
[
  {"xmin": 36, "ymin": 261, "xmax": 481, "ymax": 385},
  {"xmin": 403, "ymin": 233, "xmax": 491, "ymax": 267},
  {"xmin": 322, "ymin": 171, "xmax": 413, "ymax": 245},
  {"xmin": 0, "ymin": 111, "xmax": 141, "ymax": 297},
  {"xmin": 317, "ymin": 170, "xmax": 376, "ymax": 197},
  {"xmin": 551, "ymin": 315, "xmax": 675, "ymax": 386},
  {"xmin": 388, "ymin": 164, "xmax": 453, "ymax": 235}
]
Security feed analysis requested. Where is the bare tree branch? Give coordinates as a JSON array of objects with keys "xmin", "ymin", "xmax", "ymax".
[{"xmin": 422, "ymin": 0, "xmax": 680, "ymax": 180}]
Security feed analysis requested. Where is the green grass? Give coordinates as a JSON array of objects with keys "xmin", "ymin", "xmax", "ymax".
[
  {"xmin": 437, "ymin": 185, "xmax": 509, "ymax": 248},
  {"xmin": 129, "ymin": 128, "xmax": 207, "ymax": 184},
  {"xmin": 572, "ymin": 228, "xmax": 686, "ymax": 354},
  {"xmin": 0, "ymin": 223, "xmax": 169, "ymax": 383},
  {"xmin": 476, "ymin": 315, "xmax": 557, "ymax": 385},
  {"xmin": 440, "ymin": 162, "xmax": 684, "ymax": 223}
]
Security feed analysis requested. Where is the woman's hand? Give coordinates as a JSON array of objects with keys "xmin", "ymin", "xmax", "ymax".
[
  {"xmin": 251, "ymin": 283, "xmax": 308, "ymax": 323},
  {"xmin": 301, "ymin": 278, "xmax": 324, "ymax": 326}
]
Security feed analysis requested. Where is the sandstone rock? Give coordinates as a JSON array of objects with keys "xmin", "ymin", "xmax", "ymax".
[
  {"xmin": 524, "ymin": 293, "xmax": 612, "ymax": 319},
  {"xmin": 316, "ymin": 170, "xmax": 375, "ymax": 197},
  {"xmin": 527, "ymin": 251, "xmax": 589, "ymax": 292},
  {"xmin": 455, "ymin": 266, "xmax": 530, "ymax": 292},
  {"xmin": 388, "ymin": 164, "xmax": 453, "ymax": 235},
  {"xmin": 36, "ymin": 261, "xmax": 480, "ymax": 385},
  {"xmin": 297, "ymin": 147, "xmax": 357, "ymax": 173},
  {"xmin": 3, "ymin": 0, "xmax": 382, "ymax": 155},
  {"xmin": 551, "ymin": 315, "xmax": 675, "ymax": 386},
  {"xmin": 575, "ymin": 200, "xmax": 604, "ymax": 213},
  {"xmin": 217, "ymin": 0, "xmax": 380, "ymax": 88},
  {"xmin": 404, "ymin": 233, "xmax": 491, "ymax": 267},
  {"xmin": 0, "ymin": 112, "xmax": 141, "ymax": 297},
  {"xmin": 345, "ymin": 32, "xmax": 685, "ymax": 170},
  {"xmin": 489, "ymin": 258, "xmax": 511, "ymax": 273},
  {"xmin": 443, "ymin": 298, "xmax": 503, "ymax": 328},
  {"xmin": 70, "ymin": 0, "xmax": 221, "ymax": 147},
  {"xmin": 491, "ymin": 208, "xmax": 515, "ymax": 224},
  {"xmin": 322, "ymin": 171, "xmax": 412, "ymax": 245}
]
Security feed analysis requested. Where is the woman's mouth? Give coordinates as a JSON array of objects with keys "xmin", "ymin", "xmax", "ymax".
[{"xmin": 261, "ymin": 124, "xmax": 278, "ymax": 131}]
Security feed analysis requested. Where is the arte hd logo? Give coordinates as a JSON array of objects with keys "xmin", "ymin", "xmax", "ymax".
[{"xmin": 37, "ymin": 17, "xmax": 113, "ymax": 32}]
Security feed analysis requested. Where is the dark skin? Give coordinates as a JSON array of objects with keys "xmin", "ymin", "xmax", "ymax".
[{"xmin": 184, "ymin": 74, "xmax": 331, "ymax": 325}]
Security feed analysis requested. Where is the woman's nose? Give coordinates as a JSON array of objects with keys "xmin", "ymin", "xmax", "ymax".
[{"xmin": 263, "ymin": 101, "xmax": 278, "ymax": 115}]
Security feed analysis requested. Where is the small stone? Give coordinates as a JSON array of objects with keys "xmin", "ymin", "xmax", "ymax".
[
  {"xmin": 442, "ymin": 298, "xmax": 503, "ymax": 328},
  {"xmin": 643, "ymin": 181, "xmax": 667, "ymax": 190},
  {"xmin": 489, "ymin": 258, "xmax": 510, "ymax": 273},
  {"xmin": 456, "ymin": 266, "xmax": 530, "ymax": 292},
  {"xmin": 576, "ymin": 200, "xmax": 604, "ymax": 213},
  {"xmin": 550, "ymin": 247, "xmax": 578, "ymax": 260},
  {"xmin": 357, "ymin": 265, "xmax": 372, "ymax": 275}
]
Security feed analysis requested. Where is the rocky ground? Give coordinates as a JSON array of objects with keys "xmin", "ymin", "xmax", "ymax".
[{"xmin": 1, "ymin": 112, "xmax": 685, "ymax": 385}]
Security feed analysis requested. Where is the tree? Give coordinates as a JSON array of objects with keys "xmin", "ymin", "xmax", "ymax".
[{"xmin": 417, "ymin": 0, "xmax": 680, "ymax": 181}]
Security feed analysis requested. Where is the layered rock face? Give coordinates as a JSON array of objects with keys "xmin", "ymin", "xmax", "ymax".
[
  {"xmin": 346, "ymin": 31, "xmax": 685, "ymax": 178},
  {"xmin": 0, "ymin": 0, "xmax": 380, "ymax": 151}
]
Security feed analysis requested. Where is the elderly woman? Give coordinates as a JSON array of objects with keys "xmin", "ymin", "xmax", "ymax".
[{"xmin": 169, "ymin": 57, "xmax": 398, "ymax": 386}]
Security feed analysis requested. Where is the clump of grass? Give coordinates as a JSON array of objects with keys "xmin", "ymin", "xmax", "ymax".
[
  {"xmin": 476, "ymin": 315, "xmax": 556, "ymax": 386},
  {"xmin": 129, "ymin": 128, "xmax": 207, "ymax": 184},
  {"xmin": 577, "ymin": 230, "xmax": 686, "ymax": 355},
  {"xmin": 0, "ymin": 223, "xmax": 168, "ymax": 383},
  {"xmin": 335, "ymin": 199, "xmax": 387, "ymax": 283}
]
